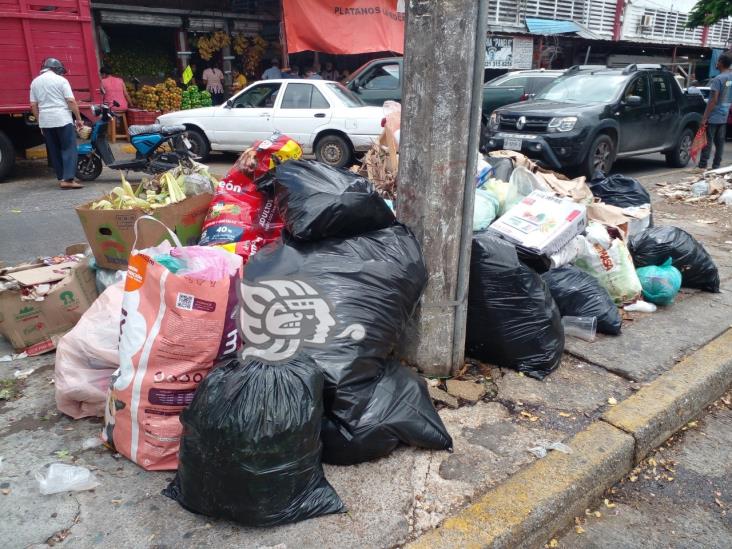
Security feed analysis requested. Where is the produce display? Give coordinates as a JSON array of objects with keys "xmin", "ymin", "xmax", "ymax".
[
  {"xmin": 195, "ymin": 31, "xmax": 231, "ymax": 61},
  {"xmin": 181, "ymin": 85, "xmax": 212, "ymax": 110},
  {"xmin": 130, "ymin": 78, "xmax": 182, "ymax": 113},
  {"xmin": 91, "ymin": 164, "xmax": 216, "ymax": 212}
]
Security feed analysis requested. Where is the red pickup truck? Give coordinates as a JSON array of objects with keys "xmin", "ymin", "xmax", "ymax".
[{"xmin": 0, "ymin": 0, "xmax": 101, "ymax": 180}]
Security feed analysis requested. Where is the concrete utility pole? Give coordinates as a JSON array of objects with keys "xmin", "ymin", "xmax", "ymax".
[{"xmin": 397, "ymin": 0, "xmax": 488, "ymax": 376}]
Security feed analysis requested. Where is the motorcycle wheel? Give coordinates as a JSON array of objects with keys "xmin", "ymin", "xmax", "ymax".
[{"xmin": 76, "ymin": 154, "xmax": 103, "ymax": 181}]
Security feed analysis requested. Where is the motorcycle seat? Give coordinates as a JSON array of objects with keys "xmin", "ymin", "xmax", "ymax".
[{"xmin": 128, "ymin": 124, "xmax": 186, "ymax": 137}]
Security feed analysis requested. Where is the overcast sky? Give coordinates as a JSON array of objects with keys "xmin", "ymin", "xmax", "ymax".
[{"xmin": 632, "ymin": 0, "xmax": 699, "ymax": 13}]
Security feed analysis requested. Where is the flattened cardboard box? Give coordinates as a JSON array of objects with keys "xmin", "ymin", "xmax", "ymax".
[
  {"xmin": 0, "ymin": 260, "xmax": 98, "ymax": 355},
  {"xmin": 75, "ymin": 192, "xmax": 212, "ymax": 270}
]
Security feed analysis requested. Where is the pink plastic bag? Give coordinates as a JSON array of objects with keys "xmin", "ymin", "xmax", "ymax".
[
  {"xmin": 102, "ymin": 217, "xmax": 242, "ymax": 470},
  {"xmin": 54, "ymin": 282, "xmax": 124, "ymax": 419}
]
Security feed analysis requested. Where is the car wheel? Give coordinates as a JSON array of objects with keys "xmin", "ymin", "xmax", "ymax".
[
  {"xmin": 315, "ymin": 134, "xmax": 352, "ymax": 168},
  {"xmin": 76, "ymin": 154, "xmax": 103, "ymax": 181},
  {"xmin": 184, "ymin": 128, "xmax": 210, "ymax": 161},
  {"xmin": 0, "ymin": 130, "xmax": 15, "ymax": 182},
  {"xmin": 665, "ymin": 127, "xmax": 694, "ymax": 168},
  {"xmin": 584, "ymin": 134, "xmax": 615, "ymax": 179}
]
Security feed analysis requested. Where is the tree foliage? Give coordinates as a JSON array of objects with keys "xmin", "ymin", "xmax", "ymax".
[{"xmin": 686, "ymin": 0, "xmax": 732, "ymax": 28}]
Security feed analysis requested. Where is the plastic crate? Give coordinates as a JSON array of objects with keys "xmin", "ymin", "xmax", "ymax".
[{"xmin": 127, "ymin": 109, "xmax": 161, "ymax": 126}]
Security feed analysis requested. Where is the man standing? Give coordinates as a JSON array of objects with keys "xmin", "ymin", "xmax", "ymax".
[
  {"xmin": 30, "ymin": 58, "xmax": 84, "ymax": 189},
  {"xmin": 262, "ymin": 58, "xmax": 283, "ymax": 80},
  {"xmin": 698, "ymin": 52, "xmax": 732, "ymax": 170}
]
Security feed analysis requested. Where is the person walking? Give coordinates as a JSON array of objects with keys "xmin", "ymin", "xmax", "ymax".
[
  {"xmin": 100, "ymin": 65, "xmax": 132, "ymax": 110},
  {"xmin": 698, "ymin": 52, "xmax": 732, "ymax": 170},
  {"xmin": 262, "ymin": 58, "xmax": 283, "ymax": 80},
  {"xmin": 202, "ymin": 63, "xmax": 225, "ymax": 105},
  {"xmin": 30, "ymin": 58, "xmax": 84, "ymax": 189}
]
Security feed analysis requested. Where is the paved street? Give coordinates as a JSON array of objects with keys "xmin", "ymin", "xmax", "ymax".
[
  {"xmin": 555, "ymin": 391, "xmax": 732, "ymax": 549},
  {"xmin": 0, "ymin": 148, "xmax": 730, "ymax": 548}
]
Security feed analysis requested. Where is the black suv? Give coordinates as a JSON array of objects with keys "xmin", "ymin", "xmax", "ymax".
[{"xmin": 484, "ymin": 65, "xmax": 706, "ymax": 178}]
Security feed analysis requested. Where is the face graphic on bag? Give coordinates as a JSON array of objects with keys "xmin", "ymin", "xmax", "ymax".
[
  {"xmin": 238, "ymin": 278, "xmax": 365, "ymax": 363},
  {"xmin": 114, "ymin": 290, "xmax": 148, "ymax": 391}
]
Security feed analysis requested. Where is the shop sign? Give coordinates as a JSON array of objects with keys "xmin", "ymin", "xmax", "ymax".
[{"xmin": 485, "ymin": 36, "xmax": 534, "ymax": 69}]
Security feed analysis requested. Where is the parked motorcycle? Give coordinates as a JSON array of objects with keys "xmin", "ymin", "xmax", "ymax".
[{"xmin": 76, "ymin": 102, "xmax": 195, "ymax": 181}]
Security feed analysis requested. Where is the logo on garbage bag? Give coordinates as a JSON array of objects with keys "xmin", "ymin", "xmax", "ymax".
[{"xmin": 238, "ymin": 278, "xmax": 366, "ymax": 363}]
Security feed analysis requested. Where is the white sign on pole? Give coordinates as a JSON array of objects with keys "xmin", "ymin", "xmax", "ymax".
[{"xmin": 485, "ymin": 36, "xmax": 534, "ymax": 69}]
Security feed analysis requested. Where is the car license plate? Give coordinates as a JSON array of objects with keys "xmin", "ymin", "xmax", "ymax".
[
  {"xmin": 504, "ymin": 137, "xmax": 522, "ymax": 151},
  {"xmin": 182, "ymin": 136, "xmax": 192, "ymax": 149}
]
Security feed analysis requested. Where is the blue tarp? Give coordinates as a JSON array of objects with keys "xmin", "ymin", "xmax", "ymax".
[{"xmin": 525, "ymin": 17, "xmax": 581, "ymax": 35}]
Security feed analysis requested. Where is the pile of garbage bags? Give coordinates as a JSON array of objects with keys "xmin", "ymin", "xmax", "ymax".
[{"xmin": 462, "ymin": 151, "xmax": 719, "ymax": 377}]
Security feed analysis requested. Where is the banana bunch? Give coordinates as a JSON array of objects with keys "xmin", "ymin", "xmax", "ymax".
[{"xmin": 197, "ymin": 31, "xmax": 231, "ymax": 60}]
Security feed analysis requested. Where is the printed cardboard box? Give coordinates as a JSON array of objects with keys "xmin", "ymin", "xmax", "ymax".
[
  {"xmin": 75, "ymin": 193, "xmax": 212, "ymax": 270},
  {"xmin": 0, "ymin": 260, "xmax": 98, "ymax": 355},
  {"xmin": 489, "ymin": 190, "xmax": 587, "ymax": 255}
]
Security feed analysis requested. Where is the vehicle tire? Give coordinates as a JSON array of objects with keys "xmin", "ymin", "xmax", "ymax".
[
  {"xmin": 315, "ymin": 134, "xmax": 352, "ymax": 168},
  {"xmin": 184, "ymin": 128, "xmax": 210, "ymax": 162},
  {"xmin": 0, "ymin": 130, "xmax": 16, "ymax": 182},
  {"xmin": 583, "ymin": 134, "xmax": 615, "ymax": 179},
  {"xmin": 76, "ymin": 154, "xmax": 103, "ymax": 181},
  {"xmin": 665, "ymin": 127, "xmax": 694, "ymax": 168}
]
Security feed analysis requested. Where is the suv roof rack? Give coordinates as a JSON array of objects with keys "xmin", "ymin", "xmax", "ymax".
[
  {"xmin": 623, "ymin": 63, "xmax": 668, "ymax": 74},
  {"xmin": 566, "ymin": 64, "xmax": 607, "ymax": 74}
]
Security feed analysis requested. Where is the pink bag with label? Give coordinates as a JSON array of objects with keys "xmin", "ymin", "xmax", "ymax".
[{"xmin": 103, "ymin": 217, "xmax": 242, "ymax": 470}]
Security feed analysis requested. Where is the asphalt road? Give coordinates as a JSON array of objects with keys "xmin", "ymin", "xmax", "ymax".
[
  {"xmin": 555, "ymin": 392, "xmax": 732, "ymax": 549},
  {"xmin": 1, "ymin": 148, "xmax": 731, "ymax": 266}
]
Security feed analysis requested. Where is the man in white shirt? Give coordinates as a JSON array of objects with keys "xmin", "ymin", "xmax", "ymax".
[{"xmin": 30, "ymin": 58, "xmax": 84, "ymax": 189}]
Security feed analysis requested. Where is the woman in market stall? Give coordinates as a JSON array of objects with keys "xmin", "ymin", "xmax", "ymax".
[
  {"xmin": 231, "ymin": 66, "xmax": 247, "ymax": 95},
  {"xmin": 202, "ymin": 62, "xmax": 225, "ymax": 106},
  {"xmin": 99, "ymin": 65, "xmax": 133, "ymax": 111}
]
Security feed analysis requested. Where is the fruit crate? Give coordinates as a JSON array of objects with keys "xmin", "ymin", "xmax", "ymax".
[{"xmin": 127, "ymin": 109, "xmax": 161, "ymax": 126}]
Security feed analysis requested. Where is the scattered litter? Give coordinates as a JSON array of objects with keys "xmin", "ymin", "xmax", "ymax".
[
  {"xmin": 13, "ymin": 367, "xmax": 36, "ymax": 379},
  {"xmin": 604, "ymin": 498, "xmax": 616, "ymax": 509},
  {"xmin": 608, "ymin": 397, "xmax": 618, "ymax": 406},
  {"xmin": 36, "ymin": 463, "xmax": 99, "ymax": 494},
  {"xmin": 528, "ymin": 441, "xmax": 573, "ymax": 458},
  {"xmin": 0, "ymin": 352, "xmax": 27, "ymax": 362},
  {"xmin": 624, "ymin": 301, "xmax": 657, "ymax": 313},
  {"xmin": 82, "ymin": 437, "xmax": 103, "ymax": 450},
  {"xmin": 718, "ymin": 189, "xmax": 732, "ymax": 205}
]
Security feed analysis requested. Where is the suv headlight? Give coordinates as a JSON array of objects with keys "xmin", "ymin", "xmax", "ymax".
[
  {"xmin": 547, "ymin": 116, "xmax": 578, "ymax": 132},
  {"xmin": 488, "ymin": 112, "xmax": 500, "ymax": 130}
]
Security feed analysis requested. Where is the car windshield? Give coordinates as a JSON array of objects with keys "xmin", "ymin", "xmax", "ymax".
[
  {"xmin": 536, "ymin": 74, "xmax": 627, "ymax": 103},
  {"xmin": 327, "ymin": 83, "xmax": 365, "ymax": 107}
]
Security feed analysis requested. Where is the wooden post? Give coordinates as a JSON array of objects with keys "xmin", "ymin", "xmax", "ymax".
[{"xmin": 396, "ymin": 0, "xmax": 488, "ymax": 376}]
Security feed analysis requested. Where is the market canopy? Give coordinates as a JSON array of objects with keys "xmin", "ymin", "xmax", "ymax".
[{"xmin": 282, "ymin": 0, "xmax": 405, "ymax": 54}]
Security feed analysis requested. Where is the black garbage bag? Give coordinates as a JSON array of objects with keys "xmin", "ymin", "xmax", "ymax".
[
  {"xmin": 321, "ymin": 360, "xmax": 453, "ymax": 465},
  {"xmin": 589, "ymin": 172, "xmax": 651, "ymax": 208},
  {"xmin": 242, "ymin": 224, "xmax": 428, "ymax": 430},
  {"xmin": 259, "ymin": 159, "xmax": 395, "ymax": 241},
  {"xmin": 628, "ymin": 226, "xmax": 720, "ymax": 293},
  {"xmin": 466, "ymin": 232, "xmax": 564, "ymax": 379},
  {"xmin": 163, "ymin": 357, "xmax": 344, "ymax": 527},
  {"xmin": 542, "ymin": 266, "xmax": 622, "ymax": 335}
]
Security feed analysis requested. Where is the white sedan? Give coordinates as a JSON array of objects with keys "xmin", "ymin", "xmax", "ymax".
[{"xmin": 157, "ymin": 79, "xmax": 384, "ymax": 168}]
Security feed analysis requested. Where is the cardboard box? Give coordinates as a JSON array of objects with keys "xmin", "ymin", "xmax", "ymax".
[
  {"xmin": 75, "ymin": 193, "xmax": 212, "ymax": 270},
  {"xmin": 0, "ymin": 259, "xmax": 98, "ymax": 355},
  {"xmin": 489, "ymin": 191, "xmax": 587, "ymax": 255}
]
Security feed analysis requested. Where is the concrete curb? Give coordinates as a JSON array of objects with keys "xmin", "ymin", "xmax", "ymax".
[{"xmin": 407, "ymin": 328, "xmax": 732, "ymax": 549}]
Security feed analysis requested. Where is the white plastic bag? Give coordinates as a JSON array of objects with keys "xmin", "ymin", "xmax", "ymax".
[
  {"xmin": 573, "ymin": 223, "xmax": 642, "ymax": 305},
  {"xmin": 473, "ymin": 188, "xmax": 499, "ymax": 231},
  {"xmin": 36, "ymin": 464, "xmax": 99, "ymax": 495},
  {"xmin": 54, "ymin": 282, "xmax": 123, "ymax": 419}
]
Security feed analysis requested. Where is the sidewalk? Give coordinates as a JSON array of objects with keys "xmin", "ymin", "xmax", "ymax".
[{"xmin": 1, "ymin": 166, "xmax": 731, "ymax": 548}]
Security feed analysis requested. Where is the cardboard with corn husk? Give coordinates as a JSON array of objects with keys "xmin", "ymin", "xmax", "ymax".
[{"xmin": 76, "ymin": 192, "xmax": 211, "ymax": 270}]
